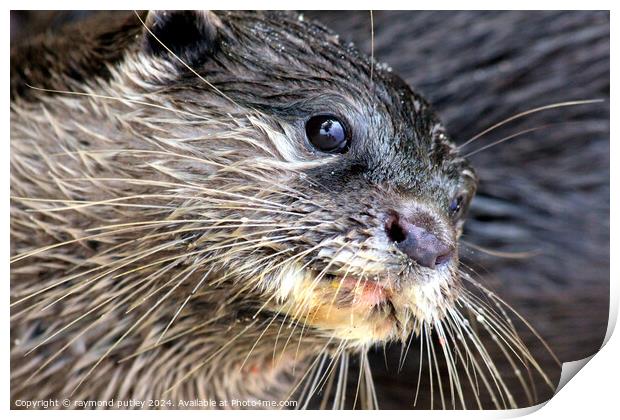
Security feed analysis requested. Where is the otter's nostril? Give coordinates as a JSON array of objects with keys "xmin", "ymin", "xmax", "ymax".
[
  {"xmin": 385, "ymin": 214, "xmax": 407, "ymax": 243},
  {"xmin": 434, "ymin": 248, "xmax": 453, "ymax": 267}
]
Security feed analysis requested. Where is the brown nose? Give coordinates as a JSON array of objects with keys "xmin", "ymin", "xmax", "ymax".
[{"xmin": 385, "ymin": 214, "xmax": 453, "ymax": 269}]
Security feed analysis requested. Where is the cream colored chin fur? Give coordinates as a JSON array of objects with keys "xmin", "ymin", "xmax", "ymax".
[{"xmin": 266, "ymin": 257, "xmax": 460, "ymax": 347}]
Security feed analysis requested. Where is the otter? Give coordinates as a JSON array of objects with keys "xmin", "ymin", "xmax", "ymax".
[{"xmin": 10, "ymin": 11, "xmax": 609, "ymax": 409}]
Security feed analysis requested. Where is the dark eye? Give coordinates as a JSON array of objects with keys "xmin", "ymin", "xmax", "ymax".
[
  {"xmin": 305, "ymin": 114, "xmax": 350, "ymax": 153},
  {"xmin": 449, "ymin": 194, "xmax": 465, "ymax": 217}
]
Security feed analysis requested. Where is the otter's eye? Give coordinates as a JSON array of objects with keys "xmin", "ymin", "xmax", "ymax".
[
  {"xmin": 305, "ymin": 115, "xmax": 350, "ymax": 153},
  {"xmin": 449, "ymin": 194, "xmax": 465, "ymax": 217}
]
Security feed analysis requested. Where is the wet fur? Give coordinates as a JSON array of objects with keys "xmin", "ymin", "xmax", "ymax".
[{"xmin": 10, "ymin": 11, "xmax": 609, "ymax": 409}]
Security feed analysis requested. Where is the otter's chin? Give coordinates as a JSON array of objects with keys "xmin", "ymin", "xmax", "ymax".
[{"xmin": 271, "ymin": 265, "xmax": 461, "ymax": 346}]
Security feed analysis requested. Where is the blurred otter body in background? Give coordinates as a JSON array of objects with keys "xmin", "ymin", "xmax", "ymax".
[{"xmin": 10, "ymin": 11, "xmax": 609, "ymax": 409}]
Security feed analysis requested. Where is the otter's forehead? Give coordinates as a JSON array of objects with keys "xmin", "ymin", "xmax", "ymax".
[{"xmin": 207, "ymin": 11, "xmax": 467, "ymax": 192}]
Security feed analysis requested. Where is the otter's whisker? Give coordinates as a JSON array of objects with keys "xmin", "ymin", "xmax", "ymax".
[
  {"xmin": 133, "ymin": 11, "xmax": 256, "ymax": 115},
  {"xmin": 114, "ymin": 234, "xmax": 296, "ymax": 286},
  {"xmin": 460, "ymin": 239, "xmax": 540, "ymax": 260},
  {"xmin": 155, "ymin": 268, "xmax": 214, "ymax": 345},
  {"xmin": 458, "ymin": 99, "xmax": 603, "ymax": 150},
  {"xmin": 74, "ymin": 150, "xmax": 290, "ymax": 193},
  {"xmin": 324, "ymin": 249, "xmax": 362, "ymax": 318},
  {"xmin": 447, "ymin": 311, "xmax": 501, "ymax": 408},
  {"xmin": 441, "ymin": 314, "xmax": 483, "ymax": 409},
  {"xmin": 25, "ymin": 261, "xmax": 202, "ymax": 383},
  {"xmin": 461, "ymin": 274, "xmax": 560, "ymax": 367},
  {"xmin": 351, "ymin": 350, "xmax": 365, "ymax": 409},
  {"xmin": 427, "ymin": 327, "xmax": 452, "ymax": 410},
  {"xmin": 84, "ymin": 217, "xmax": 281, "ymax": 232},
  {"xmin": 163, "ymin": 318, "xmax": 260, "ymax": 395},
  {"xmin": 20, "ymin": 239, "xmax": 184, "ymax": 312},
  {"xmin": 319, "ymin": 357, "xmax": 338, "ymax": 409},
  {"xmin": 303, "ymin": 340, "xmax": 347, "ymax": 408},
  {"xmin": 459, "ymin": 289, "xmax": 555, "ymax": 391},
  {"xmin": 413, "ymin": 330, "xmax": 424, "ymax": 407},
  {"xmin": 24, "ymin": 84, "xmax": 211, "ymax": 122},
  {"xmin": 463, "ymin": 124, "xmax": 554, "ymax": 158},
  {"xmin": 450, "ymin": 307, "xmax": 516, "ymax": 408},
  {"xmin": 10, "ymin": 216, "xmax": 183, "ymax": 264},
  {"xmin": 332, "ymin": 351, "xmax": 348, "ymax": 409},
  {"xmin": 462, "ymin": 292, "xmax": 531, "ymax": 357},
  {"xmin": 69, "ymin": 256, "xmax": 202, "ymax": 395},
  {"xmin": 117, "ymin": 314, "xmax": 229, "ymax": 363},
  {"xmin": 434, "ymin": 321, "xmax": 459, "ymax": 409},
  {"xmin": 59, "ymin": 176, "xmax": 297, "ymax": 211},
  {"xmin": 423, "ymin": 324, "xmax": 436, "ymax": 409},
  {"xmin": 238, "ymin": 310, "xmax": 283, "ymax": 372},
  {"xmin": 290, "ymin": 335, "xmax": 340, "ymax": 409},
  {"xmin": 297, "ymin": 350, "xmax": 330, "ymax": 410}
]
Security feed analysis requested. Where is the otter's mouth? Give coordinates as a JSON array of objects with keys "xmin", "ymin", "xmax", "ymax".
[
  {"xmin": 273, "ymin": 260, "xmax": 459, "ymax": 345},
  {"xmin": 326, "ymin": 274, "xmax": 393, "ymax": 307},
  {"xmin": 336, "ymin": 275, "xmax": 411, "ymax": 330},
  {"xmin": 302, "ymin": 272, "xmax": 409, "ymax": 342}
]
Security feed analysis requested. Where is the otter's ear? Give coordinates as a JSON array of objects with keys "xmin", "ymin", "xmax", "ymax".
[{"xmin": 142, "ymin": 11, "xmax": 222, "ymax": 61}]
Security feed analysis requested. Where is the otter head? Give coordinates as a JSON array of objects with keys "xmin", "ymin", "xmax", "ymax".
[
  {"xmin": 13, "ymin": 10, "xmax": 477, "ymax": 352},
  {"xmin": 109, "ymin": 11, "xmax": 479, "ymax": 348}
]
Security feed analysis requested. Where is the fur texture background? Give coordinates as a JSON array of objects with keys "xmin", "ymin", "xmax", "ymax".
[{"xmin": 10, "ymin": 11, "xmax": 609, "ymax": 409}]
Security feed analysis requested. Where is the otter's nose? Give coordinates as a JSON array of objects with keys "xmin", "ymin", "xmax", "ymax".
[{"xmin": 385, "ymin": 214, "xmax": 453, "ymax": 269}]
